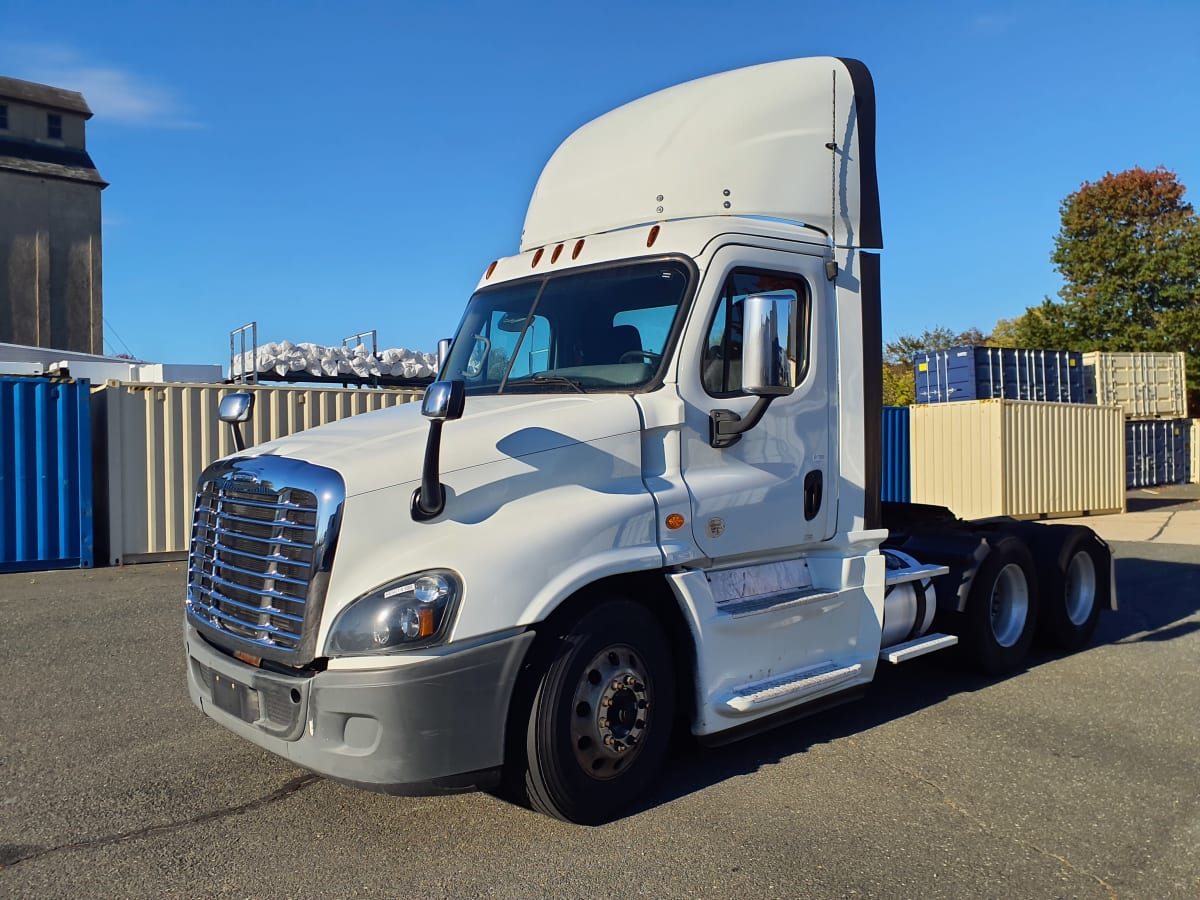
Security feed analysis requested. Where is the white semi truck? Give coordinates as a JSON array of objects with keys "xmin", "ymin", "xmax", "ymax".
[{"xmin": 185, "ymin": 57, "xmax": 1114, "ymax": 824}]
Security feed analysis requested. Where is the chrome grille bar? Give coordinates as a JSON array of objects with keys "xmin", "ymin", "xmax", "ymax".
[{"xmin": 185, "ymin": 456, "xmax": 345, "ymax": 665}]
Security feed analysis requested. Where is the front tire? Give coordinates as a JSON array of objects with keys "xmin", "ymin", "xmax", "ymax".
[
  {"xmin": 523, "ymin": 599, "xmax": 675, "ymax": 824},
  {"xmin": 961, "ymin": 535, "xmax": 1040, "ymax": 675}
]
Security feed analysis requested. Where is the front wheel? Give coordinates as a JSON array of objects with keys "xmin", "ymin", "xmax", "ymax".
[
  {"xmin": 961, "ymin": 535, "xmax": 1040, "ymax": 676},
  {"xmin": 523, "ymin": 599, "xmax": 675, "ymax": 824}
]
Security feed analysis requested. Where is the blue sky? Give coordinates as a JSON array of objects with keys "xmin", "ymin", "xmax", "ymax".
[{"xmin": 4, "ymin": 1, "xmax": 1199, "ymax": 366}]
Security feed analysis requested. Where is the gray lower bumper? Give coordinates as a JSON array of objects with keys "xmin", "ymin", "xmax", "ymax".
[{"xmin": 185, "ymin": 625, "xmax": 535, "ymax": 794}]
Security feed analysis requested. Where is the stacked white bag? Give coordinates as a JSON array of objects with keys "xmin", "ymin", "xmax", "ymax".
[{"xmin": 232, "ymin": 341, "xmax": 437, "ymax": 380}]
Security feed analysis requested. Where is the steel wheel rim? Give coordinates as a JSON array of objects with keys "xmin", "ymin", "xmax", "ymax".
[
  {"xmin": 1064, "ymin": 550, "xmax": 1097, "ymax": 626},
  {"xmin": 989, "ymin": 562, "xmax": 1029, "ymax": 648},
  {"xmin": 569, "ymin": 644, "xmax": 651, "ymax": 781}
]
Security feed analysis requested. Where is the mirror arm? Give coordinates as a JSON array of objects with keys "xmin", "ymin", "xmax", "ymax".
[
  {"xmin": 411, "ymin": 420, "xmax": 448, "ymax": 521},
  {"xmin": 708, "ymin": 396, "xmax": 775, "ymax": 449}
]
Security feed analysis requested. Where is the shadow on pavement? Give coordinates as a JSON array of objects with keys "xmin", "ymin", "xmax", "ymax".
[
  {"xmin": 623, "ymin": 549, "xmax": 1200, "ymax": 822},
  {"xmin": 1125, "ymin": 483, "xmax": 1200, "ymax": 513}
]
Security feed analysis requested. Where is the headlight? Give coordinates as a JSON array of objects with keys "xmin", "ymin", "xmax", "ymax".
[{"xmin": 326, "ymin": 570, "xmax": 460, "ymax": 655}]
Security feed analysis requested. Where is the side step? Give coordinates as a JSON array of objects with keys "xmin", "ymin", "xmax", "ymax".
[
  {"xmin": 884, "ymin": 562, "xmax": 949, "ymax": 587},
  {"xmin": 722, "ymin": 662, "xmax": 863, "ymax": 713},
  {"xmin": 879, "ymin": 632, "xmax": 958, "ymax": 664}
]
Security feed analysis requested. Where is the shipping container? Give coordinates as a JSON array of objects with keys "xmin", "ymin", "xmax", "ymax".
[
  {"xmin": 881, "ymin": 405, "xmax": 910, "ymax": 502},
  {"xmin": 1191, "ymin": 420, "xmax": 1200, "ymax": 485},
  {"xmin": 1082, "ymin": 351, "xmax": 1187, "ymax": 419},
  {"xmin": 92, "ymin": 381, "xmax": 421, "ymax": 565},
  {"xmin": 913, "ymin": 346, "xmax": 1084, "ymax": 405},
  {"xmin": 1125, "ymin": 419, "xmax": 1191, "ymax": 488},
  {"xmin": 0, "ymin": 376, "xmax": 93, "ymax": 572},
  {"xmin": 910, "ymin": 399, "xmax": 1124, "ymax": 520}
]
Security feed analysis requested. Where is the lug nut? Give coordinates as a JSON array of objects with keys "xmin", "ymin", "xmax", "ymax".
[
  {"xmin": 599, "ymin": 718, "xmax": 609, "ymax": 728},
  {"xmin": 601, "ymin": 697, "xmax": 611, "ymax": 707},
  {"xmin": 638, "ymin": 699, "xmax": 648, "ymax": 709},
  {"xmin": 635, "ymin": 719, "xmax": 645, "ymax": 729},
  {"xmin": 624, "ymin": 675, "xmax": 636, "ymax": 686},
  {"xmin": 612, "ymin": 680, "xmax": 623, "ymax": 690},
  {"xmin": 616, "ymin": 743, "xmax": 626, "ymax": 752},
  {"xmin": 604, "ymin": 735, "xmax": 615, "ymax": 746}
]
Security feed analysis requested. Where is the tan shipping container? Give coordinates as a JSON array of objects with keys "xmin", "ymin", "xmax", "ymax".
[
  {"xmin": 911, "ymin": 399, "xmax": 1125, "ymax": 520},
  {"xmin": 92, "ymin": 381, "xmax": 421, "ymax": 565},
  {"xmin": 1082, "ymin": 351, "xmax": 1187, "ymax": 419}
]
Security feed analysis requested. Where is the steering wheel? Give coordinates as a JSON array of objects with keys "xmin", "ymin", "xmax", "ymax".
[{"xmin": 618, "ymin": 349, "xmax": 663, "ymax": 364}]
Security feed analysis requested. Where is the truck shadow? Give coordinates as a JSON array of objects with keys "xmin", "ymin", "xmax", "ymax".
[{"xmin": 626, "ymin": 552, "xmax": 1200, "ymax": 821}]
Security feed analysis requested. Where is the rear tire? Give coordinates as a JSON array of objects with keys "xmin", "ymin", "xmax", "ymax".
[
  {"xmin": 522, "ymin": 599, "xmax": 675, "ymax": 824},
  {"xmin": 1037, "ymin": 531, "xmax": 1106, "ymax": 652},
  {"xmin": 961, "ymin": 535, "xmax": 1039, "ymax": 675}
]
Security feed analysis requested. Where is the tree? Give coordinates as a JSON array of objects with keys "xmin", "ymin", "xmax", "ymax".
[
  {"xmin": 1019, "ymin": 166, "xmax": 1200, "ymax": 392},
  {"xmin": 882, "ymin": 326, "xmax": 987, "ymax": 406}
]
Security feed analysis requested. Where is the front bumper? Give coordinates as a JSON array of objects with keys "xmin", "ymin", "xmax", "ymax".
[{"xmin": 185, "ymin": 624, "xmax": 535, "ymax": 794}]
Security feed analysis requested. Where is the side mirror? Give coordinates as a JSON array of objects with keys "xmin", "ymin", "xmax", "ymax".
[
  {"xmin": 740, "ymin": 292, "xmax": 795, "ymax": 397},
  {"xmin": 421, "ymin": 380, "xmax": 466, "ymax": 421},
  {"xmin": 413, "ymin": 380, "xmax": 466, "ymax": 521},
  {"xmin": 219, "ymin": 392, "xmax": 255, "ymax": 452}
]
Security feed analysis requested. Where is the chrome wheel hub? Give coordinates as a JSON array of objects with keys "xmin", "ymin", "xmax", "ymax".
[
  {"xmin": 1064, "ymin": 550, "xmax": 1097, "ymax": 626},
  {"xmin": 989, "ymin": 562, "xmax": 1030, "ymax": 648}
]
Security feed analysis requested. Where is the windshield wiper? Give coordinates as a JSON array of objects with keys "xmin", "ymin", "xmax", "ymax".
[{"xmin": 530, "ymin": 374, "xmax": 588, "ymax": 393}]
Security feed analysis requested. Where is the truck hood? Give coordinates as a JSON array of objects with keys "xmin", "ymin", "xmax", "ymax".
[{"xmin": 240, "ymin": 393, "xmax": 644, "ymax": 498}]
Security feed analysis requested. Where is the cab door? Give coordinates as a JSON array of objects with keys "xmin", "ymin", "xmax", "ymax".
[{"xmin": 677, "ymin": 245, "xmax": 836, "ymax": 561}]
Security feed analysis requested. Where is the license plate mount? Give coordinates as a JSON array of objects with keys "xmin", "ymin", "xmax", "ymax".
[{"xmin": 211, "ymin": 671, "xmax": 256, "ymax": 723}]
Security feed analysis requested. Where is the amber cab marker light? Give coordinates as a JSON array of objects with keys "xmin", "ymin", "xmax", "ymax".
[
  {"xmin": 647, "ymin": 225, "xmax": 660, "ymax": 247},
  {"xmin": 665, "ymin": 513, "xmax": 685, "ymax": 530},
  {"xmin": 233, "ymin": 650, "xmax": 262, "ymax": 668},
  {"xmin": 531, "ymin": 248, "xmax": 544, "ymax": 267},
  {"xmin": 484, "ymin": 260, "xmax": 498, "ymax": 280},
  {"xmin": 572, "ymin": 239, "xmax": 585, "ymax": 260},
  {"xmin": 551, "ymin": 243, "xmax": 563, "ymax": 263}
]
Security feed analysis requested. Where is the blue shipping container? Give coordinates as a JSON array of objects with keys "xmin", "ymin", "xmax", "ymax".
[
  {"xmin": 914, "ymin": 347, "xmax": 1085, "ymax": 404},
  {"xmin": 1125, "ymin": 419, "xmax": 1190, "ymax": 488},
  {"xmin": 0, "ymin": 376, "xmax": 94, "ymax": 573},
  {"xmin": 881, "ymin": 405, "xmax": 911, "ymax": 502}
]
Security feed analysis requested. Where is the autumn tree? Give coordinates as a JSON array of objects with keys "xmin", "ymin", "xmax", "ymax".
[{"xmin": 1018, "ymin": 166, "xmax": 1200, "ymax": 392}]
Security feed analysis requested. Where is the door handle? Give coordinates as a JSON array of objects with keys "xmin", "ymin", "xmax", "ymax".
[{"xmin": 803, "ymin": 470, "xmax": 823, "ymax": 521}]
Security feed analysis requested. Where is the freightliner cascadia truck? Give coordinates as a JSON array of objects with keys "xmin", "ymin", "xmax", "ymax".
[{"xmin": 185, "ymin": 57, "xmax": 1114, "ymax": 824}]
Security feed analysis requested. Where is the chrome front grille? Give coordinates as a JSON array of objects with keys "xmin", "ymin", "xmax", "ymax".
[{"xmin": 186, "ymin": 457, "xmax": 345, "ymax": 664}]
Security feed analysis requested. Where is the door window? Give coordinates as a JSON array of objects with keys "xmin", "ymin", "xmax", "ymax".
[{"xmin": 702, "ymin": 270, "xmax": 812, "ymax": 396}]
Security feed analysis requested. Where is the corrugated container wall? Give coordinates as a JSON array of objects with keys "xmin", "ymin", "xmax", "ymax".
[
  {"xmin": 881, "ymin": 406, "xmax": 911, "ymax": 502},
  {"xmin": 1191, "ymin": 420, "xmax": 1200, "ymax": 484},
  {"xmin": 910, "ymin": 399, "xmax": 1124, "ymax": 520},
  {"xmin": 0, "ymin": 376, "xmax": 93, "ymax": 572},
  {"xmin": 1082, "ymin": 351, "xmax": 1187, "ymax": 419},
  {"xmin": 93, "ymin": 382, "xmax": 421, "ymax": 565},
  {"xmin": 1125, "ymin": 419, "xmax": 1191, "ymax": 488},
  {"xmin": 913, "ymin": 347, "xmax": 1084, "ymax": 404}
]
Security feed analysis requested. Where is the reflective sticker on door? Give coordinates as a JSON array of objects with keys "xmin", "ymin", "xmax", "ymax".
[{"xmin": 707, "ymin": 518, "xmax": 725, "ymax": 538}]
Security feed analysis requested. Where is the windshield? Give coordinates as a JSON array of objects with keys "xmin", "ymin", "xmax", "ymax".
[{"xmin": 442, "ymin": 259, "xmax": 693, "ymax": 394}]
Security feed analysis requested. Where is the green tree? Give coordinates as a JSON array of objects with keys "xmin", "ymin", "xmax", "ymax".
[{"xmin": 1020, "ymin": 166, "xmax": 1200, "ymax": 391}]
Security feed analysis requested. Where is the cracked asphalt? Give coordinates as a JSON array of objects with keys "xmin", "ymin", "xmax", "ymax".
[{"xmin": 1, "ymin": 538, "xmax": 1197, "ymax": 899}]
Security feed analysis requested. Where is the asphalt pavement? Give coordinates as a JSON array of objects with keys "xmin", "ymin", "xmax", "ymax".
[{"xmin": 1, "ymin": 518, "xmax": 1197, "ymax": 898}]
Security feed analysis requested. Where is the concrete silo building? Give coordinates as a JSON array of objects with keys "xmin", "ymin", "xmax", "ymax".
[{"xmin": 0, "ymin": 76, "xmax": 106, "ymax": 354}]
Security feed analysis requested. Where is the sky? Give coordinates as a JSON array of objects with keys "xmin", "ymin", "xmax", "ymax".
[{"xmin": 3, "ymin": 0, "xmax": 1199, "ymax": 368}]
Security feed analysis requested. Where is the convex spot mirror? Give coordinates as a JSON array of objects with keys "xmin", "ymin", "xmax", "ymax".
[
  {"xmin": 741, "ymin": 291, "xmax": 796, "ymax": 397},
  {"xmin": 219, "ymin": 392, "xmax": 255, "ymax": 423},
  {"xmin": 421, "ymin": 380, "xmax": 466, "ymax": 421}
]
